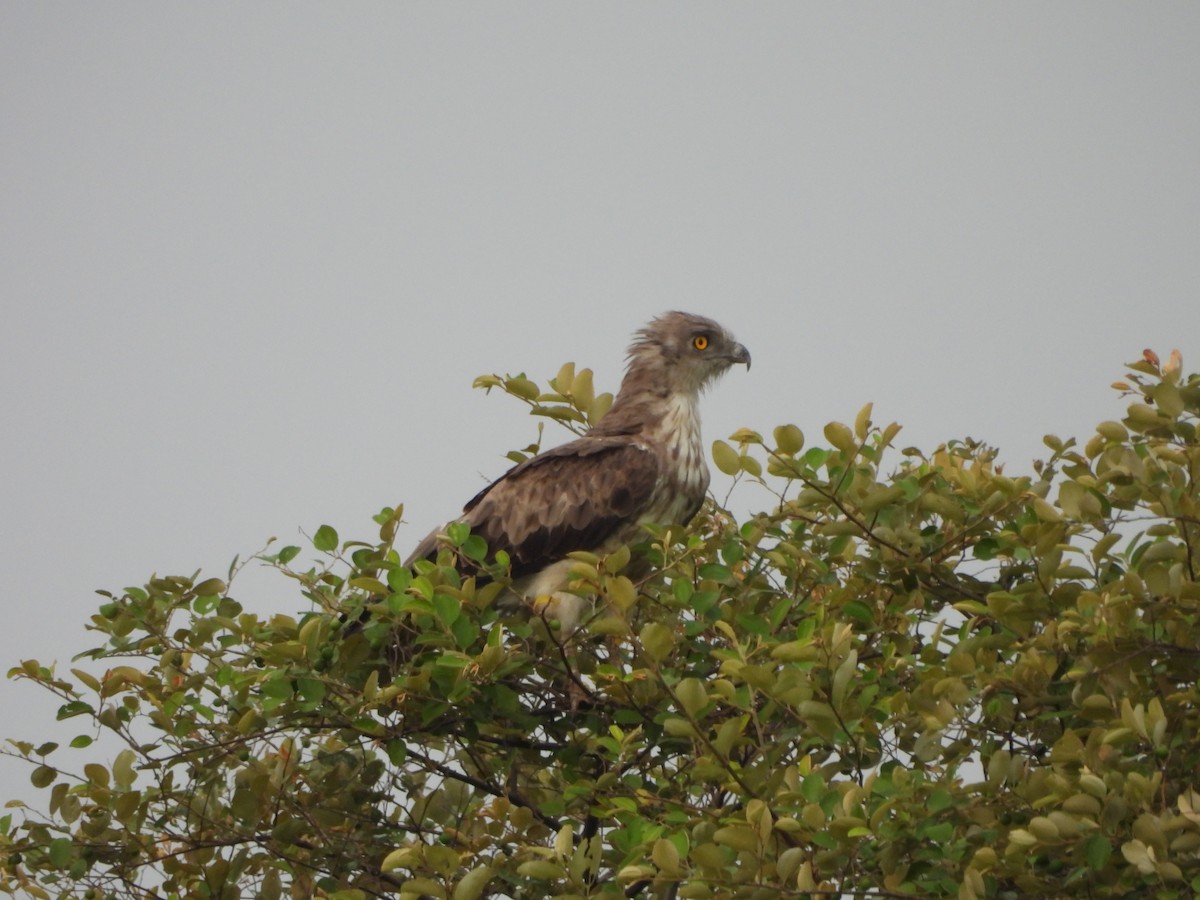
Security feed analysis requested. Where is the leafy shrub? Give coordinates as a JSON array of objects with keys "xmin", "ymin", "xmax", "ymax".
[{"xmin": 3, "ymin": 351, "xmax": 1199, "ymax": 899}]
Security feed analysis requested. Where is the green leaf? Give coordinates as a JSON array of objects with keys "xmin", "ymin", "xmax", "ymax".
[
  {"xmin": 552, "ymin": 361, "xmax": 575, "ymax": 393},
  {"xmin": 461, "ymin": 534, "xmax": 488, "ymax": 562},
  {"xmin": 712, "ymin": 825, "xmax": 758, "ymax": 852},
  {"xmin": 451, "ymin": 615, "xmax": 479, "ymax": 649},
  {"xmin": 261, "ymin": 676, "xmax": 294, "ymax": 699},
  {"xmin": 193, "ymin": 577, "xmax": 226, "ymax": 597},
  {"xmin": 802, "ymin": 446, "xmax": 830, "ymax": 468},
  {"xmin": 47, "ymin": 837, "xmax": 72, "ymax": 868},
  {"xmin": 774, "ymin": 424, "xmax": 804, "ymax": 454},
  {"xmin": 711, "ymin": 440, "xmax": 741, "ymax": 476},
  {"xmin": 433, "ymin": 593, "xmax": 461, "ymax": 627},
  {"xmin": 639, "ymin": 622, "xmax": 675, "ymax": 662},
  {"xmin": 571, "ymin": 368, "xmax": 595, "ymax": 408},
  {"xmin": 973, "ymin": 537, "xmax": 999, "ymax": 560},
  {"xmin": 296, "ymin": 677, "xmax": 326, "ymax": 703},
  {"xmin": 1084, "ymin": 834, "xmax": 1111, "ymax": 870},
  {"xmin": 841, "ymin": 600, "xmax": 874, "ymax": 625},
  {"xmin": 532, "ymin": 405, "xmax": 584, "ymax": 423},
  {"xmin": 453, "ymin": 865, "xmax": 495, "ymax": 900},
  {"xmin": 277, "ymin": 545, "xmax": 301, "ymax": 564},
  {"xmin": 604, "ymin": 544, "xmax": 632, "ymax": 574},
  {"xmin": 349, "ymin": 576, "xmax": 388, "ymax": 594},
  {"xmin": 675, "ymin": 678, "xmax": 708, "ymax": 718},
  {"xmin": 388, "ymin": 566, "xmax": 413, "ymax": 593},
  {"xmin": 926, "ymin": 788, "xmax": 953, "ymax": 813},
  {"xmin": 605, "ymin": 575, "xmax": 637, "ymax": 612},
  {"xmin": 801, "ymin": 773, "xmax": 824, "ymax": 802},
  {"xmin": 313, "ymin": 525, "xmax": 339, "ymax": 553},
  {"xmin": 824, "ymin": 421, "xmax": 857, "ymax": 454},
  {"xmin": 446, "ymin": 522, "xmax": 470, "ymax": 546},
  {"xmin": 698, "ymin": 563, "xmax": 734, "ymax": 583},
  {"xmin": 504, "ymin": 376, "xmax": 540, "ymax": 400},
  {"xmin": 112, "ymin": 749, "xmax": 136, "ymax": 790}
]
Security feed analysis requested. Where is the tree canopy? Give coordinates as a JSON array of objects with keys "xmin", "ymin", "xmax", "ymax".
[{"xmin": 3, "ymin": 350, "xmax": 1199, "ymax": 900}]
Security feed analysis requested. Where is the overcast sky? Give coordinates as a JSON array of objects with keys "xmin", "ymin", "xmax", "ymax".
[{"xmin": 2, "ymin": 5, "xmax": 1198, "ymax": 806}]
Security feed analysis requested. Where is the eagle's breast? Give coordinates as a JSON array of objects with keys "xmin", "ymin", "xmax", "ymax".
[{"xmin": 642, "ymin": 391, "xmax": 709, "ymax": 527}]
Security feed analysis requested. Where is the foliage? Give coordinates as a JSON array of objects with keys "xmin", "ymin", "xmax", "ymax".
[{"xmin": 3, "ymin": 351, "xmax": 1200, "ymax": 900}]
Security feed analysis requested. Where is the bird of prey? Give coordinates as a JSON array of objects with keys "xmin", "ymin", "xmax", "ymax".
[{"xmin": 406, "ymin": 311, "xmax": 750, "ymax": 631}]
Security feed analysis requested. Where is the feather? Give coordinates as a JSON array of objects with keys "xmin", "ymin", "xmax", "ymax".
[{"xmin": 460, "ymin": 439, "xmax": 660, "ymax": 579}]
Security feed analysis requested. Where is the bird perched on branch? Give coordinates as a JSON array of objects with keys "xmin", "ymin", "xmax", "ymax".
[{"xmin": 406, "ymin": 311, "xmax": 750, "ymax": 631}]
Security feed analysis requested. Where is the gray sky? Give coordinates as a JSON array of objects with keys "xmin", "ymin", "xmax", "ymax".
[{"xmin": 2, "ymin": 6, "xmax": 1198, "ymax": 806}]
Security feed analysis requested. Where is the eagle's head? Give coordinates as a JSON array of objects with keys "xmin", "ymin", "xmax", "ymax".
[{"xmin": 628, "ymin": 311, "xmax": 751, "ymax": 394}]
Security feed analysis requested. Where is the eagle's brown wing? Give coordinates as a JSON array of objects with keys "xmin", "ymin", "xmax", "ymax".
[{"xmin": 405, "ymin": 436, "xmax": 661, "ymax": 580}]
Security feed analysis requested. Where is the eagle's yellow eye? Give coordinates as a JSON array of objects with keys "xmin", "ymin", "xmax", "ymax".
[{"xmin": 692, "ymin": 335, "xmax": 709, "ymax": 350}]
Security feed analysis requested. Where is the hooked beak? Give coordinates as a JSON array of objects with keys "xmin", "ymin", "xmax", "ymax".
[{"xmin": 728, "ymin": 342, "xmax": 751, "ymax": 371}]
